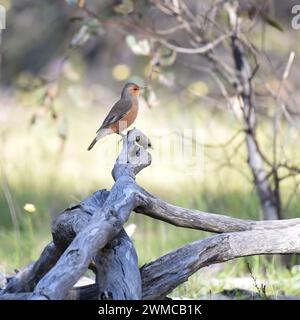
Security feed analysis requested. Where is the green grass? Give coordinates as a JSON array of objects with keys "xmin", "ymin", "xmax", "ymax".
[{"xmin": 1, "ymin": 86, "xmax": 300, "ymax": 299}]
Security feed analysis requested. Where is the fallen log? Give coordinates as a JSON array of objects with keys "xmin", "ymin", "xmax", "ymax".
[{"xmin": 1, "ymin": 128, "xmax": 300, "ymax": 300}]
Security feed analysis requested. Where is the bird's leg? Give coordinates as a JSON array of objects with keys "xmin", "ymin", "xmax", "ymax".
[
  {"xmin": 118, "ymin": 132, "xmax": 126, "ymax": 139},
  {"xmin": 117, "ymin": 132, "xmax": 127, "ymax": 145}
]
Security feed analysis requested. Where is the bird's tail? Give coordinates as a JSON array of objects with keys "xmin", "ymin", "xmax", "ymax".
[
  {"xmin": 87, "ymin": 137, "xmax": 98, "ymax": 151},
  {"xmin": 87, "ymin": 128, "xmax": 112, "ymax": 151}
]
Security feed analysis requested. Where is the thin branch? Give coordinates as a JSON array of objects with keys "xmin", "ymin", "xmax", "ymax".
[
  {"xmin": 159, "ymin": 32, "xmax": 232, "ymax": 54},
  {"xmin": 154, "ymin": 24, "xmax": 186, "ymax": 35},
  {"xmin": 136, "ymin": 189, "xmax": 300, "ymax": 233}
]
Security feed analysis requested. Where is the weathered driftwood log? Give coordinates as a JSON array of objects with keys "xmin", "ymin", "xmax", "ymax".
[
  {"xmin": 7, "ymin": 221, "xmax": 299, "ymax": 300},
  {"xmin": 29, "ymin": 129, "xmax": 151, "ymax": 300},
  {"xmin": 135, "ymin": 192, "xmax": 300, "ymax": 233},
  {"xmin": 48, "ymin": 177, "xmax": 300, "ymax": 300},
  {"xmin": 141, "ymin": 224, "xmax": 300, "ymax": 299},
  {"xmin": 0, "ymin": 284, "xmax": 98, "ymax": 300},
  {"xmin": 4, "ymin": 186, "xmax": 300, "ymax": 298},
  {"xmin": 1, "ymin": 190, "xmax": 110, "ymax": 295},
  {"xmin": 0, "ymin": 129, "xmax": 151, "ymax": 300},
  {"xmin": 52, "ymin": 189, "xmax": 141, "ymax": 299},
  {"xmin": 0, "ymin": 292, "xmax": 32, "ymax": 300},
  {"xmin": 51, "ymin": 189, "xmax": 110, "ymax": 251},
  {"xmin": 95, "ymin": 229, "xmax": 141, "ymax": 300},
  {"xmin": 50, "ymin": 222, "xmax": 300, "ymax": 300},
  {"xmin": 53, "ymin": 197, "xmax": 141, "ymax": 299},
  {"xmin": 2, "ymin": 242, "xmax": 62, "ymax": 294},
  {"xmin": 1, "ymin": 128, "xmax": 300, "ymax": 300}
]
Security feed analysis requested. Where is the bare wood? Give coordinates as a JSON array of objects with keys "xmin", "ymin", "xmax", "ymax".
[
  {"xmin": 95, "ymin": 229, "xmax": 141, "ymax": 300},
  {"xmin": 136, "ymin": 191, "xmax": 300, "ymax": 233},
  {"xmin": 47, "ymin": 179, "xmax": 300, "ymax": 300},
  {"xmin": 30, "ymin": 129, "xmax": 151, "ymax": 300},
  {"xmin": 51, "ymin": 189, "xmax": 110, "ymax": 251},
  {"xmin": 112, "ymin": 128, "xmax": 152, "ymax": 181},
  {"xmin": 141, "ymin": 224, "xmax": 300, "ymax": 299},
  {"xmin": 0, "ymin": 292, "xmax": 32, "ymax": 300},
  {"xmin": 66, "ymin": 220, "xmax": 300, "ymax": 300},
  {"xmin": 0, "ymin": 284, "xmax": 98, "ymax": 300},
  {"xmin": 2, "ymin": 129, "xmax": 300, "ymax": 300},
  {"xmin": 32, "ymin": 183, "xmax": 140, "ymax": 299},
  {"xmin": 2, "ymin": 242, "xmax": 61, "ymax": 294},
  {"xmin": 8, "ymin": 220, "xmax": 298, "ymax": 300},
  {"xmin": 65, "ymin": 284, "xmax": 98, "ymax": 300},
  {"xmin": 52, "ymin": 189, "xmax": 141, "ymax": 300},
  {"xmin": 1, "ymin": 191, "xmax": 110, "ymax": 296}
]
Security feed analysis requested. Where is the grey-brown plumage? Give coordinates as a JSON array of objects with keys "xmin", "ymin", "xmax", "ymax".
[
  {"xmin": 97, "ymin": 99, "xmax": 132, "ymax": 132},
  {"xmin": 87, "ymin": 83, "xmax": 142, "ymax": 151}
]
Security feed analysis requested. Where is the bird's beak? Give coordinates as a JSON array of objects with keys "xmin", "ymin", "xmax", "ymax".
[{"xmin": 140, "ymin": 86, "xmax": 147, "ymax": 90}]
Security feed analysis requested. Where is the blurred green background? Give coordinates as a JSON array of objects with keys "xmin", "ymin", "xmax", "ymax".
[{"xmin": 1, "ymin": 0, "xmax": 300, "ymax": 298}]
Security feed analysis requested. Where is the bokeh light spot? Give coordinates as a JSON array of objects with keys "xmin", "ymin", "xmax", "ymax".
[{"xmin": 112, "ymin": 64, "xmax": 131, "ymax": 81}]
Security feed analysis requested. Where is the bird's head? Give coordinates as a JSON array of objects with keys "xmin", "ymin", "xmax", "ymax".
[{"xmin": 121, "ymin": 82, "xmax": 146, "ymax": 99}]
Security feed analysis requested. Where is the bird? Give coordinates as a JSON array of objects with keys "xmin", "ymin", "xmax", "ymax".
[{"xmin": 87, "ymin": 82, "xmax": 144, "ymax": 151}]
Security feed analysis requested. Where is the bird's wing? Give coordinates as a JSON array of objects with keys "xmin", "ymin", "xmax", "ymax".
[{"xmin": 96, "ymin": 99, "xmax": 132, "ymax": 133}]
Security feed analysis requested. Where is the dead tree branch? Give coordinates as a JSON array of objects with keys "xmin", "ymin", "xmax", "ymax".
[
  {"xmin": 3, "ymin": 242, "xmax": 62, "ymax": 294},
  {"xmin": 141, "ymin": 224, "xmax": 300, "ymax": 299},
  {"xmin": 1, "ymin": 129, "xmax": 300, "ymax": 300}
]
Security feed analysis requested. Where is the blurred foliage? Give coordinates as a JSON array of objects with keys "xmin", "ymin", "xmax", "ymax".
[
  {"xmin": 126, "ymin": 35, "xmax": 151, "ymax": 56},
  {"xmin": 113, "ymin": 0, "xmax": 134, "ymax": 15},
  {"xmin": 70, "ymin": 18, "xmax": 104, "ymax": 49},
  {"xmin": 188, "ymin": 81, "xmax": 209, "ymax": 98}
]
